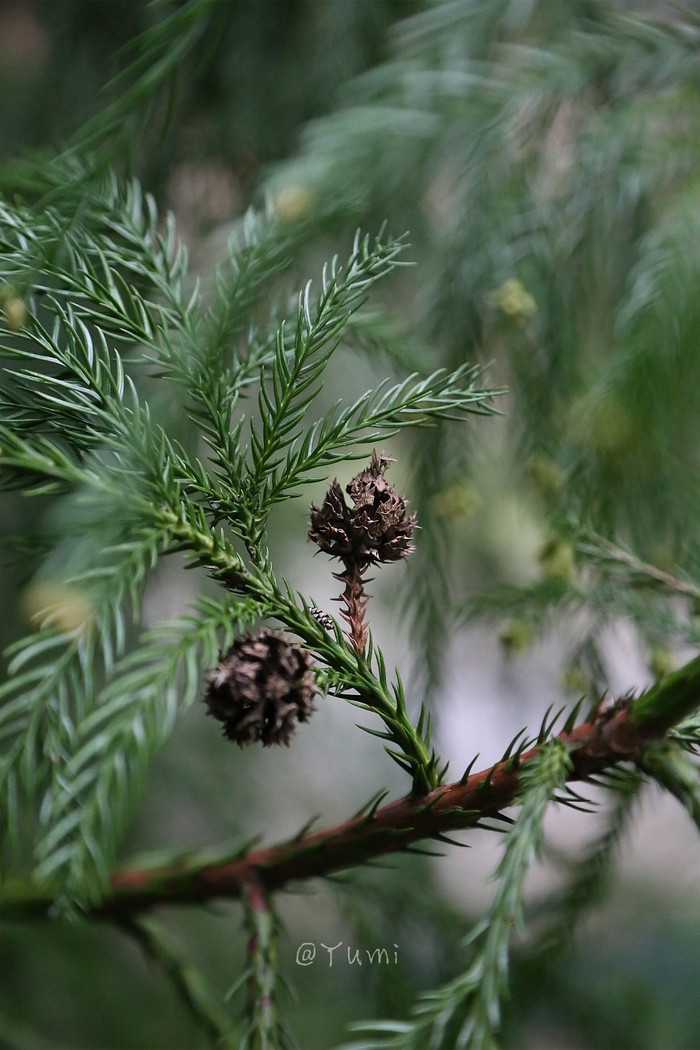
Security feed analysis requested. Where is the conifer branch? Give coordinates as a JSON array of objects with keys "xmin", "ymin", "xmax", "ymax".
[
  {"xmin": 346, "ymin": 740, "xmax": 573, "ymax": 1050},
  {"xmin": 42, "ymin": 0, "xmax": 222, "ymax": 188},
  {"xmin": 267, "ymin": 589, "xmax": 441, "ymax": 796},
  {"xmin": 240, "ymin": 879, "xmax": 281, "ymax": 1050},
  {"xmin": 639, "ymin": 739, "xmax": 700, "ymax": 829},
  {"xmin": 4, "ymin": 1, "xmax": 700, "ymax": 1045},
  {"xmin": 628, "ymin": 652, "xmax": 700, "ymax": 734},
  {"xmin": 4, "ymin": 657, "xmax": 699, "ymax": 922},
  {"xmin": 33, "ymin": 594, "xmax": 264, "ymax": 912},
  {"xmin": 528, "ymin": 766, "xmax": 644, "ymax": 958},
  {"xmin": 2, "ymin": 200, "xmax": 500, "ymax": 900},
  {"xmin": 574, "ymin": 529, "xmax": 700, "ymax": 602}
]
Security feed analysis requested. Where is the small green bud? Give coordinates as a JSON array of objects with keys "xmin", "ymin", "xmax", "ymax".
[
  {"xmin": 430, "ymin": 482, "xmax": 481, "ymax": 521},
  {"xmin": 491, "ymin": 278, "xmax": 536, "ymax": 323},
  {"xmin": 647, "ymin": 544, "xmax": 676, "ymax": 574},
  {"xmin": 271, "ymin": 183, "xmax": 314, "ymax": 222},
  {"xmin": 649, "ymin": 645, "xmax": 674, "ymax": 681},
  {"xmin": 20, "ymin": 582, "xmax": 95, "ymax": 635},
  {"xmin": 567, "ymin": 392, "xmax": 633, "ymax": 453},
  {"xmin": 526, "ymin": 453, "xmax": 566, "ymax": 498},
  {"xmin": 562, "ymin": 665, "xmax": 589, "ymax": 695},
  {"xmin": 1, "ymin": 285, "xmax": 27, "ymax": 331},
  {"xmin": 499, "ymin": 617, "xmax": 535, "ymax": 653},
  {"xmin": 539, "ymin": 536, "xmax": 575, "ymax": 582}
]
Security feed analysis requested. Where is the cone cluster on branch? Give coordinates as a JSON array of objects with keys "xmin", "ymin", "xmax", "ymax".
[
  {"xmin": 203, "ymin": 630, "xmax": 317, "ymax": 746},
  {"xmin": 308, "ymin": 450, "xmax": 416, "ymax": 652}
]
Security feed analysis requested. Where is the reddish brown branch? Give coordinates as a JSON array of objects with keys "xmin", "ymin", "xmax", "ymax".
[
  {"xmin": 4, "ymin": 657, "xmax": 699, "ymax": 923},
  {"xmin": 96, "ymin": 703, "xmax": 653, "ymax": 918},
  {"xmin": 334, "ymin": 564, "xmax": 371, "ymax": 653}
]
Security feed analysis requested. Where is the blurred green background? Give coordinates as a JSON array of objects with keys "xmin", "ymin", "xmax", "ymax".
[{"xmin": 3, "ymin": 1, "xmax": 700, "ymax": 1047}]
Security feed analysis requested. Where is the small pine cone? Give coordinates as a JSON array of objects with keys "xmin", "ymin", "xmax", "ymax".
[
  {"xmin": 203, "ymin": 630, "xmax": 317, "ymax": 746},
  {"xmin": 308, "ymin": 480, "xmax": 358, "ymax": 562},
  {"xmin": 309, "ymin": 450, "xmax": 416, "ymax": 568}
]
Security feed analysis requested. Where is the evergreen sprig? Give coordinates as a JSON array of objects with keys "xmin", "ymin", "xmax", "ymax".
[
  {"xmin": 640, "ymin": 740, "xmax": 700, "ymax": 831},
  {"xmin": 529, "ymin": 766, "xmax": 644, "ymax": 958},
  {"xmin": 34, "ymin": 594, "xmax": 263, "ymax": 910},
  {"xmin": 4, "ymin": 2, "xmax": 700, "ymax": 1045},
  {"xmin": 344, "ymin": 741, "xmax": 572, "ymax": 1050},
  {"xmin": 0, "ymin": 171, "xmax": 497, "ymax": 910},
  {"xmin": 237, "ymin": 881, "xmax": 288, "ymax": 1050},
  {"xmin": 270, "ymin": 0, "xmax": 700, "ymax": 703}
]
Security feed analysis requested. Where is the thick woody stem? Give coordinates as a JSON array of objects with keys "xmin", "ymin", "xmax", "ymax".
[
  {"xmin": 334, "ymin": 563, "xmax": 371, "ymax": 654},
  {"xmin": 0, "ymin": 703, "xmax": 667, "ymax": 921},
  {"xmin": 105, "ymin": 706, "xmax": 647, "ymax": 909},
  {"xmin": 5, "ymin": 656, "xmax": 700, "ymax": 922}
]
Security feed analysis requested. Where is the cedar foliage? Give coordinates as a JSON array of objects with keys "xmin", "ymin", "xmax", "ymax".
[{"xmin": 2, "ymin": 2, "xmax": 700, "ymax": 1048}]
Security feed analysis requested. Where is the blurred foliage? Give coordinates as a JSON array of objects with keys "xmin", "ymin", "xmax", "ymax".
[
  {"xmin": 0, "ymin": 0, "xmax": 414, "ymax": 201},
  {"xmin": 3, "ymin": 1, "xmax": 700, "ymax": 1048},
  {"xmin": 267, "ymin": 0, "xmax": 700, "ymax": 698}
]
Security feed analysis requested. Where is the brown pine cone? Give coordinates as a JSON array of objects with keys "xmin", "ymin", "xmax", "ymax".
[
  {"xmin": 309, "ymin": 450, "xmax": 416, "ymax": 569},
  {"xmin": 203, "ymin": 630, "xmax": 317, "ymax": 746}
]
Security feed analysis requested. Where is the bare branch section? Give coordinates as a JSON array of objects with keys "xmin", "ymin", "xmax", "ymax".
[
  {"xmin": 104, "ymin": 708, "xmax": 653, "ymax": 906},
  {"xmin": 5, "ymin": 657, "xmax": 698, "ymax": 921}
]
